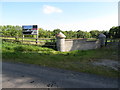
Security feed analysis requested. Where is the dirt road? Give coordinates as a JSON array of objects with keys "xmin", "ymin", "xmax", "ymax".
[{"xmin": 2, "ymin": 62, "xmax": 119, "ymax": 88}]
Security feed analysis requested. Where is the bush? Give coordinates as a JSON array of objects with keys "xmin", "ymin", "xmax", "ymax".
[
  {"xmin": 14, "ymin": 46, "xmax": 40, "ymax": 52},
  {"xmin": 14, "ymin": 46, "xmax": 28, "ymax": 52}
]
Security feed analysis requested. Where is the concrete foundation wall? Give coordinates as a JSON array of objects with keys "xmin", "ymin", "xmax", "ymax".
[{"xmin": 65, "ymin": 39, "xmax": 100, "ymax": 51}]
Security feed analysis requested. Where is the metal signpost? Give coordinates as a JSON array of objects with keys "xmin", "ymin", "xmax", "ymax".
[{"xmin": 22, "ymin": 25, "xmax": 38, "ymax": 44}]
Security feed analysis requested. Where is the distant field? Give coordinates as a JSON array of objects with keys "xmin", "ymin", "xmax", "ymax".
[{"xmin": 1, "ymin": 36, "xmax": 54, "ymax": 41}]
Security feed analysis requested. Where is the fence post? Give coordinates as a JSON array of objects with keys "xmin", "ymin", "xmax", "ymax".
[
  {"xmin": 22, "ymin": 35, "xmax": 24, "ymax": 43},
  {"xmin": 36, "ymin": 34, "xmax": 38, "ymax": 45},
  {"xmin": 56, "ymin": 32, "xmax": 66, "ymax": 52}
]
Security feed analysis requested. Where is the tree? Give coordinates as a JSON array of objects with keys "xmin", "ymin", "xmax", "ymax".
[
  {"xmin": 77, "ymin": 30, "xmax": 86, "ymax": 38},
  {"xmin": 38, "ymin": 28, "xmax": 47, "ymax": 38},
  {"xmin": 1, "ymin": 25, "xmax": 22, "ymax": 37},
  {"xmin": 53, "ymin": 29, "xmax": 63, "ymax": 36},
  {"xmin": 84, "ymin": 32, "xmax": 92, "ymax": 38},
  {"xmin": 109, "ymin": 26, "xmax": 120, "ymax": 39},
  {"xmin": 90, "ymin": 30, "xmax": 100, "ymax": 38}
]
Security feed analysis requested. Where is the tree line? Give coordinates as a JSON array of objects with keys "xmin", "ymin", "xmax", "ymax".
[{"xmin": 0, "ymin": 25, "xmax": 119, "ymax": 39}]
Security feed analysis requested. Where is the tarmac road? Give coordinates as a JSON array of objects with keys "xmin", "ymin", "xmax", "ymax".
[{"xmin": 2, "ymin": 62, "xmax": 119, "ymax": 88}]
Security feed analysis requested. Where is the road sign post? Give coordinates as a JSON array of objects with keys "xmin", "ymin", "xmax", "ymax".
[{"xmin": 22, "ymin": 25, "xmax": 38, "ymax": 44}]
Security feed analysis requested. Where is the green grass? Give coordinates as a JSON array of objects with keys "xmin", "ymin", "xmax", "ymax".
[{"xmin": 2, "ymin": 41, "xmax": 119, "ymax": 78}]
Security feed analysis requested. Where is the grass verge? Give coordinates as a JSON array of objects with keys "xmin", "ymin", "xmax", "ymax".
[{"xmin": 2, "ymin": 41, "xmax": 119, "ymax": 78}]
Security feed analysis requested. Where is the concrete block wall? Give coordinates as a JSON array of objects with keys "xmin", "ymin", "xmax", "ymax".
[
  {"xmin": 56, "ymin": 32, "xmax": 105, "ymax": 52},
  {"xmin": 64, "ymin": 39, "xmax": 100, "ymax": 51},
  {"xmin": 65, "ymin": 39, "xmax": 100, "ymax": 51}
]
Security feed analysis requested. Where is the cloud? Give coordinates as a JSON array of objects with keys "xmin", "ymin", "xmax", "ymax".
[{"xmin": 43, "ymin": 5, "xmax": 63, "ymax": 14}]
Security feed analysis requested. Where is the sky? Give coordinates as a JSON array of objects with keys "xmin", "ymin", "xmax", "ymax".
[{"xmin": 1, "ymin": 1, "xmax": 118, "ymax": 31}]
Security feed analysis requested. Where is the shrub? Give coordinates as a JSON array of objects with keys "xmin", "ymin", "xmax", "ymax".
[{"xmin": 14, "ymin": 46, "xmax": 27, "ymax": 52}]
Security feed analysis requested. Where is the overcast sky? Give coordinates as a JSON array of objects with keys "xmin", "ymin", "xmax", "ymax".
[{"xmin": 1, "ymin": 1, "xmax": 118, "ymax": 31}]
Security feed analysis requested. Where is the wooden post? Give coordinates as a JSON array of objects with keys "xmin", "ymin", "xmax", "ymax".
[
  {"xmin": 22, "ymin": 34, "xmax": 24, "ymax": 43},
  {"xmin": 36, "ymin": 34, "xmax": 38, "ymax": 45}
]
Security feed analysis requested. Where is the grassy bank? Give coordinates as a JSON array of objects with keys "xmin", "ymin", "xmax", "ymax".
[{"xmin": 2, "ymin": 41, "xmax": 119, "ymax": 78}]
